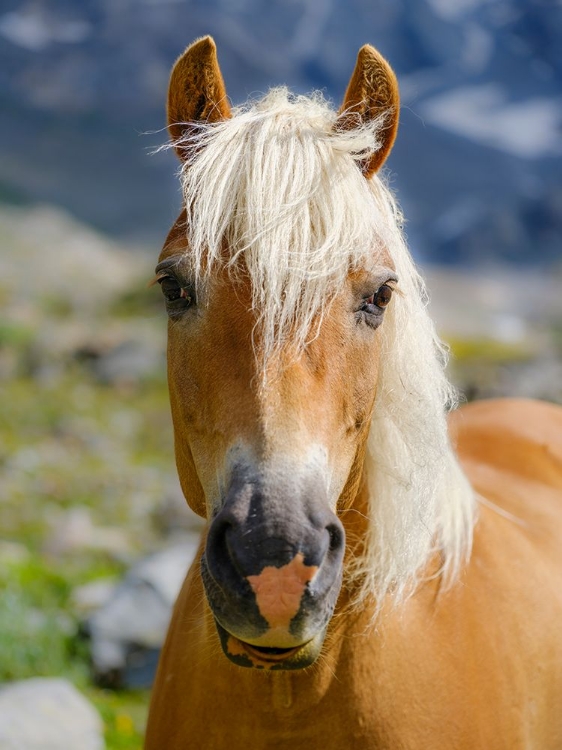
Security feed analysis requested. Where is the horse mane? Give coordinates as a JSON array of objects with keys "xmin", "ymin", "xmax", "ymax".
[{"xmin": 170, "ymin": 87, "xmax": 476, "ymax": 607}]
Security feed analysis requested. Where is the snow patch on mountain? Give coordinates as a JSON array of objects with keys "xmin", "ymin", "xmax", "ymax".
[
  {"xmin": 0, "ymin": 10, "xmax": 90, "ymax": 52},
  {"xmin": 426, "ymin": 0, "xmax": 490, "ymax": 21},
  {"xmin": 421, "ymin": 84, "xmax": 562, "ymax": 158},
  {"xmin": 461, "ymin": 23, "xmax": 494, "ymax": 73}
]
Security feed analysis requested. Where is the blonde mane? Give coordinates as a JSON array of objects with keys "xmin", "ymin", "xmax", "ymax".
[{"xmin": 172, "ymin": 87, "xmax": 476, "ymax": 605}]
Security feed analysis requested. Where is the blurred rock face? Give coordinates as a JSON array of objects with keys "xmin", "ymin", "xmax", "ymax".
[{"xmin": 0, "ymin": 204, "xmax": 165, "ymax": 385}]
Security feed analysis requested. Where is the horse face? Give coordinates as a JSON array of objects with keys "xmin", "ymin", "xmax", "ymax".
[
  {"xmin": 161, "ymin": 37, "xmax": 400, "ymax": 669},
  {"xmin": 160, "ymin": 250, "xmax": 396, "ymax": 667}
]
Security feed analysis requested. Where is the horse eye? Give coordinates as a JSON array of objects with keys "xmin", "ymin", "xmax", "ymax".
[
  {"xmin": 158, "ymin": 276, "xmax": 181, "ymax": 301},
  {"xmin": 369, "ymin": 284, "xmax": 393, "ymax": 309},
  {"xmin": 158, "ymin": 276, "xmax": 192, "ymax": 306}
]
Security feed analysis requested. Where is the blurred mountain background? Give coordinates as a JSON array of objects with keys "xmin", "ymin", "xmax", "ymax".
[
  {"xmin": 1, "ymin": 0, "xmax": 561, "ymax": 263},
  {"xmin": 1, "ymin": 3, "xmax": 561, "ymax": 749}
]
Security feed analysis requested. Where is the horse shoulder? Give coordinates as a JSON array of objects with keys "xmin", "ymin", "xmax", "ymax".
[
  {"xmin": 449, "ymin": 397, "xmax": 562, "ymax": 615},
  {"xmin": 450, "ymin": 397, "xmax": 562, "ymax": 521},
  {"xmin": 431, "ymin": 397, "xmax": 562, "ymax": 747}
]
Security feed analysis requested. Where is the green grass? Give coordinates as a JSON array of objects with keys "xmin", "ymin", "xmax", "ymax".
[
  {"xmin": 0, "ymin": 209, "xmax": 180, "ymax": 748},
  {"xmin": 0, "ymin": 369, "xmax": 176, "ymax": 748},
  {"xmin": 0, "ymin": 320, "xmax": 35, "ymax": 349},
  {"xmin": 0, "ymin": 556, "xmax": 149, "ymax": 747},
  {"xmin": 446, "ymin": 335, "xmax": 532, "ymax": 364},
  {"xmin": 0, "ymin": 557, "xmax": 93, "ymax": 684},
  {"xmin": 0, "ymin": 370, "xmax": 172, "ymax": 547},
  {"xmin": 88, "ymin": 689, "xmax": 147, "ymax": 749}
]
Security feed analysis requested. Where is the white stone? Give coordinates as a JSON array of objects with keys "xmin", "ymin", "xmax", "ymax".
[
  {"xmin": 0, "ymin": 678, "xmax": 104, "ymax": 750},
  {"xmin": 87, "ymin": 536, "xmax": 201, "ymax": 679}
]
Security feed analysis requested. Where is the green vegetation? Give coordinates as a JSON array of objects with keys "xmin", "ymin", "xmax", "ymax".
[
  {"xmin": 1, "ymin": 372, "xmax": 172, "ymax": 547},
  {"xmin": 0, "ymin": 559, "xmax": 86, "ymax": 683},
  {"xmin": 0, "ymin": 206, "xmax": 180, "ymax": 747},
  {"xmin": 0, "ymin": 554, "xmax": 148, "ymax": 746},
  {"xmin": 90, "ymin": 689, "xmax": 147, "ymax": 749},
  {"xmin": 446, "ymin": 335, "xmax": 532, "ymax": 364},
  {"xmin": 0, "ymin": 372, "xmax": 172, "ymax": 747},
  {"xmin": 0, "ymin": 555, "xmax": 148, "ymax": 747},
  {"xmin": 0, "ymin": 313, "xmax": 172, "ymax": 747}
]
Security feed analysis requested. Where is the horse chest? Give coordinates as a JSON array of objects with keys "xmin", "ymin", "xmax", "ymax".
[{"xmin": 147, "ymin": 537, "xmax": 562, "ymax": 750}]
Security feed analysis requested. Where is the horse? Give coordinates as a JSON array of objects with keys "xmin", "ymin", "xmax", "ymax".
[{"xmin": 144, "ymin": 36, "xmax": 562, "ymax": 749}]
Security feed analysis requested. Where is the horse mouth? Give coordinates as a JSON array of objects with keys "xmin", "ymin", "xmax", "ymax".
[
  {"xmin": 214, "ymin": 620, "xmax": 322, "ymax": 670},
  {"xmin": 238, "ymin": 641, "xmax": 304, "ymax": 663}
]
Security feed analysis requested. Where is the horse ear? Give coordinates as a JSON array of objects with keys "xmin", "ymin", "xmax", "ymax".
[
  {"xmin": 167, "ymin": 36, "xmax": 231, "ymax": 161},
  {"xmin": 337, "ymin": 45, "xmax": 400, "ymax": 178}
]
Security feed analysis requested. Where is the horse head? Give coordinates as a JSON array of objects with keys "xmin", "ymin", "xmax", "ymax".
[{"xmin": 156, "ymin": 37, "xmax": 468, "ymax": 670}]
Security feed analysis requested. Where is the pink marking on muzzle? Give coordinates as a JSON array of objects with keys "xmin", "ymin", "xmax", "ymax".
[{"xmin": 247, "ymin": 553, "xmax": 318, "ymax": 630}]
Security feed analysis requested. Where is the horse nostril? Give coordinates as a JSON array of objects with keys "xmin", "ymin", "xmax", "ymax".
[
  {"xmin": 224, "ymin": 525, "xmax": 258, "ymax": 577},
  {"xmin": 206, "ymin": 512, "xmax": 238, "ymax": 576},
  {"xmin": 327, "ymin": 522, "xmax": 344, "ymax": 554}
]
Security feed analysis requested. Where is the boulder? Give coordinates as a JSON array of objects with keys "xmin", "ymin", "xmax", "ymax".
[
  {"xmin": 0, "ymin": 678, "xmax": 104, "ymax": 750},
  {"xmin": 85, "ymin": 535, "xmax": 201, "ymax": 688}
]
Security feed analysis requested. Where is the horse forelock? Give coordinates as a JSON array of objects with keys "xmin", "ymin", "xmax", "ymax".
[
  {"xmin": 170, "ymin": 86, "xmax": 476, "ymax": 610},
  {"xmin": 173, "ymin": 88, "xmax": 394, "ymax": 358}
]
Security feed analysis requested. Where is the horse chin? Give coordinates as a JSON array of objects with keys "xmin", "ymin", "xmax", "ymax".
[{"xmin": 214, "ymin": 620, "xmax": 325, "ymax": 670}]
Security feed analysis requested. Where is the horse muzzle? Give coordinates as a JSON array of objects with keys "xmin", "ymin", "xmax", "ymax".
[{"xmin": 201, "ymin": 466, "xmax": 345, "ymax": 669}]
